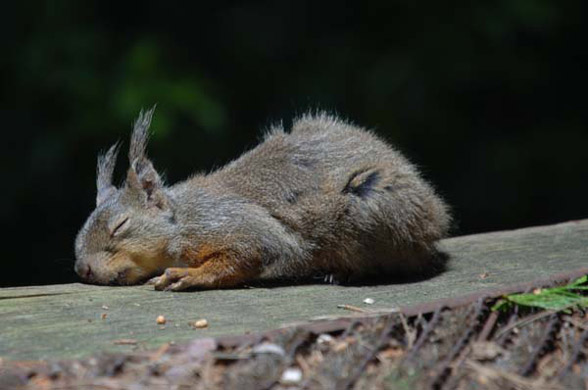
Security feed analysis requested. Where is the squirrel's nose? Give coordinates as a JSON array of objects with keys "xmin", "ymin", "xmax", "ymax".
[{"xmin": 75, "ymin": 262, "xmax": 93, "ymax": 280}]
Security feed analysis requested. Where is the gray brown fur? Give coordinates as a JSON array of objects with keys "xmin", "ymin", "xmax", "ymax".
[{"xmin": 75, "ymin": 108, "xmax": 451, "ymax": 290}]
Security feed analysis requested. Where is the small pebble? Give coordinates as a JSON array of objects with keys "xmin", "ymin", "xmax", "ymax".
[
  {"xmin": 363, "ymin": 298, "xmax": 375, "ymax": 305},
  {"xmin": 192, "ymin": 319, "xmax": 208, "ymax": 329},
  {"xmin": 156, "ymin": 315, "xmax": 166, "ymax": 325},
  {"xmin": 281, "ymin": 367, "xmax": 303, "ymax": 384},
  {"xmin": 252, "ymin": 343, "xmax": 285, "ymax": 356},
  {"xmin": 317, "ymin": 334, "xmax": 334, "ymax": 344},
  {"xmin": 101, "ymin": 305, "xmax": 109, "ymax": 310}
]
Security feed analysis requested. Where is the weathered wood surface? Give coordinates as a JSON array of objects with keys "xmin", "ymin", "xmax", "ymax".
[{"xmin": 1, "ymin": 219, "xmax": 587, "ymax": 361}]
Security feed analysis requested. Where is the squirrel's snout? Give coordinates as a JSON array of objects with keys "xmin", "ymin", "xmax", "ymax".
[{"xmin": 74, "ymin": 261, "xmax": 93, "ymax": 281}]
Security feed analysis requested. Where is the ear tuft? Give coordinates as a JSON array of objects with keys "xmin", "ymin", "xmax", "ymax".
[
  {"xmin": 129, "ymin": 105, "xmax": 156, "ymax": 164},
  {"xmin": 96, "ymin": 142, "xmax": 120, "ymax": 206}
]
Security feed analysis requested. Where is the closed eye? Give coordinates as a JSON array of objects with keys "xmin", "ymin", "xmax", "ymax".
[{"xmin": 111, "ymin": 216, "xmax": 130, "ymax": 237}]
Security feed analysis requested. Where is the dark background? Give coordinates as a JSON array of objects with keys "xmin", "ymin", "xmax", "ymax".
[{"xmin": 2, "ymin": 1, "xmax": 587, "ymax": 287}]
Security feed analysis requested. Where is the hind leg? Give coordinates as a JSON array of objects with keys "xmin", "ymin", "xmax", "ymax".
[{"xmin": 340, "ymin": 164, "xmax": 449, "ymax": 280}]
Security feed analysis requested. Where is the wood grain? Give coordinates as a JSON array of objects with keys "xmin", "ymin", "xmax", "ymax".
[{"xmin": 1, "ymin": 219, "xmax": 586, "ymax": 360}]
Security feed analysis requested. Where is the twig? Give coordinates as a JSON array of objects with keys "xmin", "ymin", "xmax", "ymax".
[
  {"xmin": 562, "ymin": 314, "xmax": 588, "ymax": 331},
  {"xmin": 557, "ymin": 327, "xmax": 588, "ymax": 379},
  {"xmin": 465, "ymin": 359, "xmax": 561, "ymax": 390},
  {"xmin": 337, "ymin": 304, "xmax": 369, "ymax": 313},
  {"xmin": 478, "ymin": 310, "xmax": 499, "ymax": 341},
  {"xmin": 494, "ymin": 310, "xmax": 556, "ymax": 339},
  {"xmin": 429, "ymin": 299, "xmax": 487, "ymax": 390},
  {"xmin": 337, "ymin": 316, "xmax": 398, "ymax": 389},
  {"xmin": 518, "ymin": 314, "xmax": 561, "ymax": 377},
  {"xmin": 112, "ymin": 339, "xmax": 138, "ymax": 345},
  {"xmin": 404, "ymin": 307, "xmax": 442, "ymax": 363},
  {"xmin": 398, "ymin": 313, "xmax": 416, "ymax": 349}
]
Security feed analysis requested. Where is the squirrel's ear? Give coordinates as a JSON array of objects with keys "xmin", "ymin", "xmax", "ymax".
[
  {"xmin": 125, "ymin": 106, "xmax": 169, "ymax": 210},
  {"xmin": 96, "ymin": 142, "xmax": 120, "ymax": 206},
  {"xmin": 126, "ymin": 158, "xmax": 170, "ymax": 211}
]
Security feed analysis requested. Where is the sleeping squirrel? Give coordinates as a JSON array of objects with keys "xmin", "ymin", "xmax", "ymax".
[{"xmin": 74, "ymin": 107, "xmax": 451, "ymax": 291}]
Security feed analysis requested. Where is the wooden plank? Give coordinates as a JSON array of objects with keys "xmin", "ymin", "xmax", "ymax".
[{"xmin": 1, "ymin": 219, "xmax": 587, "ymax": 361}]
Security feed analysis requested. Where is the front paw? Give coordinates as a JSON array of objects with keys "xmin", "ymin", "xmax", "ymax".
[
  {"xmin": 144, "ymin": 275, "xmax": 162, "ymax": 285},
  {"xmin": 154, "ymin": 268, "xmax": 195, "ymax": 291}
]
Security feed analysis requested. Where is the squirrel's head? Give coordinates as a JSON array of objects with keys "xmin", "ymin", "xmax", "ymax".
[{"xmin": 75, "ymin": 107, "xmax": 176, "ymax": 285}]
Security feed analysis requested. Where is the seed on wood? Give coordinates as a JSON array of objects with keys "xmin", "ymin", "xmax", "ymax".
[
  {"xmin": 191, "ymin": 319, "xmax": 208, "ymax": 329},
  {"xmin": 112, "ymin": 339, "xmax": 138, "ymax": 345}
]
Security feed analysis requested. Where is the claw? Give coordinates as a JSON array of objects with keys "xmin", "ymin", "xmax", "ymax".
[
  {"xmin": 166, "ymin": 281, "xmax": 186, "ymax": 291},
  {"xmin": 144, "ymin": 275, "xmax": 162, "ymax": 285},
  {"xmin": 323, "ymin": 274, "xmax": 336, "ymax": 284}
]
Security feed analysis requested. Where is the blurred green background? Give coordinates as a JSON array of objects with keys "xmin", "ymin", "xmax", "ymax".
[{"xmin": 1, "ymin": 1, "xmax": 587, "ymax": 286}]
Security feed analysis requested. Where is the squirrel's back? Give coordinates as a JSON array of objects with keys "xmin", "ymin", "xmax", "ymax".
[{"xmin": 180, "ymin": 113, "xmax": 451, "ymax": 280}]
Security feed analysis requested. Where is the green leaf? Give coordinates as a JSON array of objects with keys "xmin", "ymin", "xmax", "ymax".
[{"xmin": 492, "ymin": 275, "xmax": 588, "ymax": 312}]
